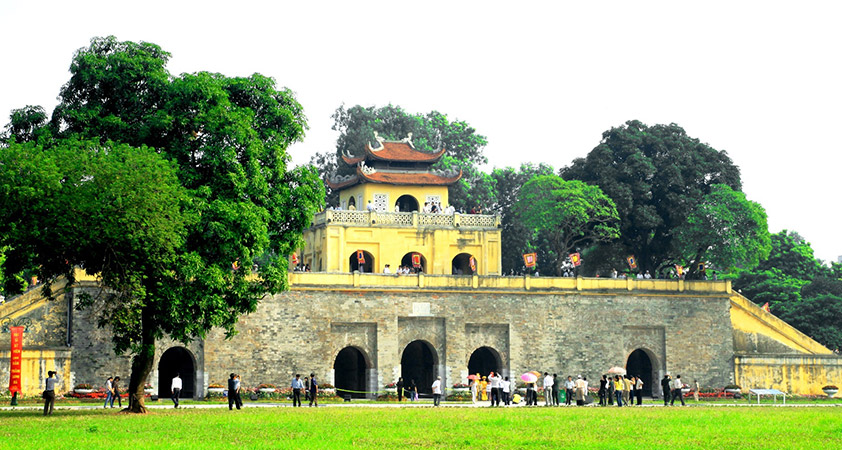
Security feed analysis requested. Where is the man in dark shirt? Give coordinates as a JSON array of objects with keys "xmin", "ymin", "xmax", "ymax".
[
  {"xmin": 228, "ymin": 373, "xmax": 241, "ymax": 410},
  {"xmin": 308, "ymin": 373, "xmax": 318, "ymax": 407}
]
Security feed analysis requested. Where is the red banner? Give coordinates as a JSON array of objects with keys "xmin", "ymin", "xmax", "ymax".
[
  {"xmin": 291, "ymin": 253, "xmax": 298, "ymax": 265},
  {"xmin": 627, "ymin": 255, "xmax": 637, "ymax": 269},
  {"xmin": 569, "ymin": 252, "xmax": 581, "ymax": 267},
  {"xmin": 469, "ymin": 256, "xmax": 477, "ymax": 273},
  {"xmin": 411, "ymin": 253, "xmax": 421, "ymax": 268},
  {"xmin": 523, "ymin": 253, "xmax": 537, "ymax": 268},
  {"xmin": 357, "ymin": 250, "xmax": 366, "ymax": 264},
  {"xmin": 9, "ymin": 326, "xmax": 23, "ymax": 393}
]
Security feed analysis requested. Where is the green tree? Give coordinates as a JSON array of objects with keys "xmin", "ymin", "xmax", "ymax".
[
  {"xmin": 2, "ymin": 105, "xmax": 50, "ymax": 143},
  {"xmin": 561, "ymin": 120, "xmax": 742, "ymax": 274},
  {"xmin": 515, "ymin": 175, "xmax": 620, "ymax": 276},
  {"xmin": 314, "ymin": 104, "xmax": 489, "ymax": 211},
  {"xmin": 778, "ymin": 293, "xmax": 842, "ymax": 351},
  {"xmin": 674, "ymin": 184, "xmax": 771, "ymax": 278},
  {"xmin": 1, "ymin": 36, "xmax": 324, "ymax": 412},
  {"xmin": 490, "ymin": 163, "xmax": 555, "ymax": 274}
]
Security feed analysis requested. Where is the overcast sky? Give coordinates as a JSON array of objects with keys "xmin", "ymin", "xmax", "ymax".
[{"xmin": 1, "ymin": 0, "xmax": 839, "ymax": 263}]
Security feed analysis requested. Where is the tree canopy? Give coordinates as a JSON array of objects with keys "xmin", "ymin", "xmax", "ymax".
[
  {"xmin": 0, "ymin": 36, "xmax": 324, "ymax": 412},
  {"xmin": 561, "ymin": 120, "xmax": 742, "ymax": 274},
  {"xmin": 515, "ymin": 175, "xmax": 620, "ymax": 276},
  {"xmin": 674, "ymin": 184, "xmax": 771, "ymax": 277}
]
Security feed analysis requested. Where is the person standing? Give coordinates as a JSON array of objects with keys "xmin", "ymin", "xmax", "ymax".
[
  {"xmin": 171, "ymin": 372, "xmax": 182, "ymax": 408},
  {"xmin": 620, "ymin": 375, "xmax": 631, "ymax": 406},
  {"xmin": 671, "ymin": 375, "xmax": 686, "ymax": 406},
  {"xmin": 470, "ymin": 378, "xmax": 478, "ymax": 404},
  {"xmin": 693, "ymin": 379, "xmax": 700, "ymax": 402},
  {"xmin": 291, "ymin": 374, "xmax": 303, "ymax": 407},
  {"xmin": 543, "ymin": 372, "xmax": 554, "ymax": 406},
  {"xmin": 43, "ymin": 371, "xmax": 57, "ymax": 416},
  {"xmin": 564, "ymin": 376, "xmax": 575, "ymax": 406},
  {"xmin": 502, "ymin": 376, "xmax": 511, "ymax": 406},
  {"xmin": 397, "ymin": 377, "xmax": 405, "ymax": 402},
  {"xmin": 488, "ymin": 371, "xmax": 501, "ymax": 407},
  {"xmin": 304, "ymin": 376, "xmax": 310, "ymax": 403},
  {"xmin": 635, "ymin": 375, "xmax": 644, "ymax": 405},
  {"xmin": 409, "ymin": 379, "xmax": 418, "ymax": 401},
  {"xmin": 629, "ymin": 376, "xmax": 636, "ymax": 406},
  {"xmin": 432, "ymin": 376, "xmax": 442, "ymax": 406},
  {"xmin": 104, "ymin": 376, "xmax": 114, "ymax": 409},
  {"xmin": 614, "ymin": 376, "xmax": 624, "ymax": 407},
  {"xmin": 308, "ymin": 373, "xmax": 319, "ymax": 407},
  {"xmin": 552, "ymin": 373, "xmax": 560, "ymax": 406},
  {"xmin": 598, "ymin": 375, "xmax": 607, "ymax": 406},
  {"xmin": 112, "ymin": 376, "xmax": 122, "ymax": 409},
  {"xmin": 607, "ymin": 375, "xmax": 615, "ymax": 405},
  {"xmin": 661, "ymin": 374, "xmax": 672, "ymax": 406},
  {"xmin": 228, "ymin": 373, "xmax": 241, "ymax": 410}
]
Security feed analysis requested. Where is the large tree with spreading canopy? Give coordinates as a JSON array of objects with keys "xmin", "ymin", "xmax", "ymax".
[{"xmin": 0, "ymin": 36, "xmax": 324, "ymax": 412}]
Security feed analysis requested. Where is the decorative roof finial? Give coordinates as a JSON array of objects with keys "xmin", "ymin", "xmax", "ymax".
[
  {"xmin": 369, "ymin": 131, "xmax": 385, "ymax": 151},
  {"xmin": 401, "ymin": 132, "xmax": 414, "ymax": 148}
]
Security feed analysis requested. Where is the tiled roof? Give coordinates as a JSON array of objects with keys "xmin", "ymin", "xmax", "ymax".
[
  {"xmin": 357, "ymin": 168, "xmax": 462, "ymax": 186},
  {"xmin": 325, "ymin": 174, "xmax": 360, "ymax": 190},
  {"xmin": 366, "ymin": 141, "xmax": 446, "ymax": 163}
]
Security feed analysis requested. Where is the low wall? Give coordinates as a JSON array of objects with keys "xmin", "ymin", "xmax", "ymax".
[
  {"xmin": 0, "ymin": 349, "xmax": 73, "ymax": 395},
  {"xmin": 735, "ymin": 355, "xmax": 842, "ymax": 395}
]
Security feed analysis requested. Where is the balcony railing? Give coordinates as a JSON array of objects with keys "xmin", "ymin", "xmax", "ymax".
[{"xmin": 311, "ymin": 210, "xmax": 500, "ymax": 229}]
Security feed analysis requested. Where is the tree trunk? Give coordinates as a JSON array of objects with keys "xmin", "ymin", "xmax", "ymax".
[{"xmin": 126, "ymin": 309, "xmax": 156, "ymax": 413}]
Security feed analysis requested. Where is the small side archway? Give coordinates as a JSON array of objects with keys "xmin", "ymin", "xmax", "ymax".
[
  {"xmin": 626, "ymin": 348, "xmax": 656, "ymax": 397},
  {"xmin": 401, "ymin": 252, "xmax": 427, "ymax": 273},
  {"xmin": 158, "ymin": 347, "xmax": 196, "ymax": 399},
  {"xmin": 349, "ymin": 250, "xmax": 374, "ymax": 273},
  {"xmin": 401, "ymin": 340, "xmax": 438, "ymax": 394},
  {"xmin": 334, "ymin": 346, "xmax": 370, "ymax": 399},
  {"xmin": 347, "ymin": 196, "xmax": 357, "ymax": 210},
  {"xmin": 395, "ymin": 195, "xmax": 419, "ymax": 213},
  {"xmin": 451, "ymin": 253, "xmax": 476, "ymax": 275}
]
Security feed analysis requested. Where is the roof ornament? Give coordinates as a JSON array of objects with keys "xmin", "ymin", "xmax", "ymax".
[
  {"xmin": 359, "ymin": 162, "xmax": 376, "ymax": 175},
  {"xmin": 400, "ymin": 132, "xmax": 415, "ymax": 149},
  {"xmin": 369, "ymin": 131, "xmax": 385, "ymax": 152},
  {"xmin": 328, "ymin": 173, "xmax": 356, "ymax": 184},
  {"xmin": 432, "ymin": 168, "xmax": 460, "ymax": 178}
]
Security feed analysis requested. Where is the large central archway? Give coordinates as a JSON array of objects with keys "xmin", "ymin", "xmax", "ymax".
[
  {"xmin": 401, "ymin": 340, "xmax": 437, "ymax": 395},
  {"xmin": 349, "ymin": 250, "xmax": 374, "ymax": 273},
  {"xmin": 467, "ymin": 346, "xmax": 501, "ymax": 378},
  {"xmin": 158, "ymin": 347, "xmax": 195, "ymax": 399},
  {"xmin": 626, "ymin": 348, "xmax": 655, "ymax": 397},
  {"xmin": 334, "ymin": 347, "xmax": 368, "ymax": 399}
]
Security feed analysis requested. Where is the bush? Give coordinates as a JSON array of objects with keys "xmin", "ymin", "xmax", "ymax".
[
  {"xmin": 823, "ymin": 385, "xmax": 838, "ymax": 390},
  {"xmin": 74, "ymin": 383, "xmax": 93, "ymax": 390}
]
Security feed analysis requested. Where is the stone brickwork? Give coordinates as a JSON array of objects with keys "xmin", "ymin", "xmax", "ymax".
[{"xmin": 202, "ymin": 288, "xmax": 736, "ymax": 394}]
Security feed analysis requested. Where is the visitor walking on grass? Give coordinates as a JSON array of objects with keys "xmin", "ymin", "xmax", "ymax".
[
  {"xmin": 171, "ymin": 372, "xmax": 182, "ymax": 408},
  {"xmin": 409, "ymin": 379, "xmax": 418, "ymax": 401},
  {"xmin": 229, "ymin": 373, "xmax": 241, "ymax": 410},
  {"xmin": 112, "ymin": 376, "xmax": 122, "ymax": 408},
  {"xmin": 309, "ymin": 373, "xmax": 319, "ymax": 407},
  {"xmin": 291, "ymin": 374, "xmax": 303, "ymax": 407},
  {"xmin": 104, "ymin": 376, "xmax": 114, "ymax": 409},
  {"xmin": 43, "ymin": 370, "xmax": 56, "ymax": 416},
  {"xmin": 432, "ymin": 376, "xmax": 442, "ymax": 406},
  {"xmin": 661, "ymin": 374, "xmax": 671, "ymax": 406},
  {"xmin": 670, "ymin": 375, "xmax": 686, "ymax": 406}
]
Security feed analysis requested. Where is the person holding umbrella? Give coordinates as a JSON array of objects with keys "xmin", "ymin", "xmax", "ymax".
[{"xmin": 521, "ymin": 372, "xmax": 538, "ymax": 406}]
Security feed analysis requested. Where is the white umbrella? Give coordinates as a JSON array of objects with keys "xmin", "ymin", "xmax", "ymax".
[{"xmin": 606, "ymin": 366, "xmax": 627, "ymax": 375}]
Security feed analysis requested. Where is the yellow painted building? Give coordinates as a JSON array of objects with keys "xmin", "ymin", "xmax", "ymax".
[{"xmin": 301, "ymin": 134, "xmax": 502, "ymax": 275}]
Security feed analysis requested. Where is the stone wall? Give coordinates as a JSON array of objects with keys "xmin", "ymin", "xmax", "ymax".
[
  {"xmin": 735, "ymin": 355, "xmax": 842, "ymax": 395},
  {"xmin": 203, "ymin": 288, "xmax": 736, "ymax": 395}
]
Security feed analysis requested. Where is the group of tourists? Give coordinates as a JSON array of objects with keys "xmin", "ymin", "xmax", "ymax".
[
  {"xmin": 469, "ymin": 372, "xmax": 513, "ymax": 406},
  {"xmin": 394, "ymin": 377, "xmax": 420, "ymax": 402},
  {"xmin": 289, "ymin": 373, "xmax": 319, "ymax": 407}
]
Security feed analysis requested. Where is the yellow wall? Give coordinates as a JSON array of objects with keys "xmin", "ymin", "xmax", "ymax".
[
  {"xmin": 730, "ymin": 292, "xmax": 832, "ymax": 355},
  {"xmin": 0, "ymin": 349, "xmax": 73, "ymax": 395},
  {"xmin": 302, "ymin": 223, "xmax": 501, "ymax": 275},
  {"xmin": 339, "ymin": 184, "xmax": 450, "ymax": 211},
  {"xmin": 735, "ymin": 355, "xmax": 842, "ymax": 395}
]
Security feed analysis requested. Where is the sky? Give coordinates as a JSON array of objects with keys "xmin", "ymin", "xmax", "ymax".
[{"xmin": 1, "ymin": 0, "xmax": 839, "ymax": 263}]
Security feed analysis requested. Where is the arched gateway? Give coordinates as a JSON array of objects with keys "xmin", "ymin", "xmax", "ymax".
[
  {"xmin": 158, "ymin": 347, "xmax": 195, "ymax": 399},
  {"xmin": 468, "ymin": 346, "xmax": 501, "ymax": 377},
  {"xmin": 626, "ymin": 348, "xmax": 655, "ymax": 396},
  {"xmin": 401, "ymin": 340, "xmax": 437, "ymax": 394},
  {"xmin": 334, "ymin": 347, "xmax": 369, "ymax": 399}
]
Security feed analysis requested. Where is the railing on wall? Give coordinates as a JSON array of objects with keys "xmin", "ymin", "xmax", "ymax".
[
  {"xmin": 311, "ymin": 210, "xmax": 500, "ymax": 229},
  {"xmin": 288, "ymin": 271, "xmax": 733, "ymax": 294}
]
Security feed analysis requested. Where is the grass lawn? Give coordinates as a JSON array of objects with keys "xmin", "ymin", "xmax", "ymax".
[{"xmin": 2, "ymin": 405, "xmax": 841, "ymax": 449}]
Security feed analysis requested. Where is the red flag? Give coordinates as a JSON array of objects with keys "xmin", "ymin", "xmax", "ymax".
[
  {"xmin": 291, "ymin": 253, "xmax": 299, "ymax": 265},
  {"xmin": 9, "ymin": 326, "xmax": 23, "ymax": 394},
  {"xmin": 411, "ymin": 253, "xmax": 421, "ymax": 268},
  {"xmin": 762, "ymin": 302, "xmax": 770, "ymax": 313},
  {"xmin": 627, "ymin": 256, "xmax": 637, "ymax": 269},
  {"xmin": 357, "ymin": 250, "xmax": 366, "ymax": 264},
  {"xmin": 523, "ymin": 253, "xmax": 537, "ymax": 268},
  {"xmin": 675, "ymin": 265, "xmax": 684, "ymax": 277},
  {"xmin": 469, "ymin": 256, "xmax": 477, "ymax": 273},
  {"xmin": 569, "ymin": 252, "xmax": 581, "ymax": 267}
]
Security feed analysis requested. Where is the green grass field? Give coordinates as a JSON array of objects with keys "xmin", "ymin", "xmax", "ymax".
[{"xmin": 2, "ymin": 405, "xmax": 841, "ymax": 449}]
